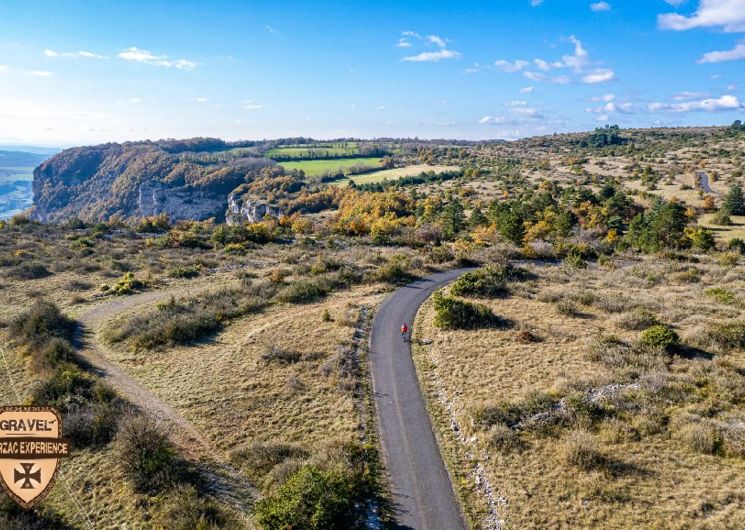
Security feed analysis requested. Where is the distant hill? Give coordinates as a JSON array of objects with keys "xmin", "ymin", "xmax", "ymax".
[
  {"xmin": 0, "ymin": 145, "xmax": 60, "ymax": 155},
  {"xmin": 31, "ymin": 138, "xmax": 275, "ymax": 223},
  {"xmin": 0, "ymin": 150, "xmax": 51, "ymax": 168}
]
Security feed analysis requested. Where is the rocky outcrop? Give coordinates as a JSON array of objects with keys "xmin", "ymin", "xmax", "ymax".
[
  {"xmin": 226, "ymin": 191, "xmax": 282, "ymax": 225},
  {"xmin": 138, "ymin": 181, "xmax": 227, "ymax": 220}
]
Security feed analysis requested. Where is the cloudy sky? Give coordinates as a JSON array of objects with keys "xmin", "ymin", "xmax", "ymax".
[{"xmin": 0, "ymin": 0, "xmax": 744, "ymax": 145}]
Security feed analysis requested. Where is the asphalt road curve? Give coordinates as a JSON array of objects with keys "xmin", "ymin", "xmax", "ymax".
[{"xmin": 370, "ymin": 268, "xmax": 474, "ymax": 530}]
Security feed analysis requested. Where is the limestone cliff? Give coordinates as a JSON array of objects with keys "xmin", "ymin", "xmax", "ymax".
[{"xmin": 30, "ymin": 139, "xmax": 274, "ymax": 223}]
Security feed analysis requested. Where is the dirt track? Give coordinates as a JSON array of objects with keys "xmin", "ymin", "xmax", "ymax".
[{"xmin": 75, "ymin": 289, "xmax": 255, "ymax": 514}]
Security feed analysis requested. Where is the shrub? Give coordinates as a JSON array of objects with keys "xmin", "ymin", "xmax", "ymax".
[
  {"xmin": 698, "ymin": 321, "xmax": 745, "ymax": 352},
  {"xmin": 64, "ymin": 400, "xmax": 122, "ymax": 447},
  {"xmin": 563, "ymin": 430, "xmax": 602, "ymax": 470},
  {"xmin": 110, "ymin": 272, "xmax": 145, "ymax": 295},
  {"xmin": 115, "ymin": 415, "xmax": 183, "ymax": 494},
  {"xmin": 275, "ymin": 278, "xmax": 330, "ymax": 304},
  {"xmin": 450, "ymin": 265, "xmax": 513, "ymax": 298},
  {"xmin": 30, "ymin": 365, "xmax": 94, "ymax": 411},
  {"xmin": 678, "ymin": 422, "xmax": 719, "ymax": 455},
  {"xmin": 639, "ymin": 324, "xmax": 679, "ymax": 351},
  {"xmin": 10, "ymin": 300, "xmax": 76, "ymax": 349},
  {"xmin": 705, "ymin": 287, "xmax": 735, "ymax": 304},
  {"xmin": 167, "ymin": 264, "xmax": 201, "ymax": 279},
  {"xmin": 153, "ymin": 485, "xmax": 231, "ymax": 530},
  {"xmin": 136, "ymin": 214, "xmax": 170, "ymax": 233},
  {"xmin": 473, "ymin": 391, "xmax": 557, "ymax": 429},
  {"xmin": 261, "ymin": 345, "xmax": 302, "ymax": 364},
  {"xmin": 485, "ymin": 424, "xmax": 522, "ymax": 453},
  {"xmin": 255, "ymin": 465, "xmax": 368, "ymax": 530},
  {"xmin": 432, "ymin": 291, "xmax": 503, "ymax": 329},
  {"xmin": 106, "ymin": 289, "xmax": 264, "ymax": 350},
  {"xmin": 231, "ymin": 443, "xmax": 309, "ymax": 484},
  {"xmin": 613, "ymin": 308, "xmax": 658, "ymax": 331},
  {"xmin": 556, "ymin": 299, "xmax": 582, "ymax": 317},
  {"xmin": 6, "ymin": 262, "xmax": 52, "ymax": 280},
  {"xmin": 367, "ymin": 254, "xmax": 416, "ymax": 285},
  {"xmin": 32, "ymin": 337, "xmax": 75, "ymax": 372}
]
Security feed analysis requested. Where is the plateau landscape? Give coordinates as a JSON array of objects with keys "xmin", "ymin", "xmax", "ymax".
[{"xmin": 1, "ymin": 1, "xmax": 745, "ymax": 529}]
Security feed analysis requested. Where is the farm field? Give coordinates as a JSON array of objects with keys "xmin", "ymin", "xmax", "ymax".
[
  {"xmin": 332, "ymin": 164, "xmax": 461, "ymax": 186},
  {"xmin": 278, "ymin": 156, "xmax": 382, "ymax": 176},
  {"xmin": 266, "ymin": 143, "xmax": 360, "ymax": 159}
]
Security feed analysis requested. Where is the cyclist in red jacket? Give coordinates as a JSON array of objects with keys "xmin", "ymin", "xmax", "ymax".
[{"xmin": 401, "ymin": 322, "xmax": 409, "ymax": 339}]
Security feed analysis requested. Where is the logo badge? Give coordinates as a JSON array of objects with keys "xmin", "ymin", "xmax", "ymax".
[{"xmin": 0, "ymin": 407, "xmax": 70, "ymax": 508}]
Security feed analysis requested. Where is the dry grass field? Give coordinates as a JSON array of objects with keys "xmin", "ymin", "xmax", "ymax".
[{"xmin": 414, "ymin": 255, "xmax": 745, "ymax": 528}]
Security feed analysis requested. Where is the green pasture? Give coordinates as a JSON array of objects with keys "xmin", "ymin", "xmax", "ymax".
[{"xmin": 278, "ymin": 157, "xmax": 382, "ymax": 176}]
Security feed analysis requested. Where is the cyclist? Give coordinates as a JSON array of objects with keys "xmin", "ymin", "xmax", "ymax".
[{"xmin": 401, "ymin": 322, "xmax": 409, "ymax": 340}]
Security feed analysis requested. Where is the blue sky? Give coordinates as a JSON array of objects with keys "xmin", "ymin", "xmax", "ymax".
[{"xmin": 0, "ymin": 0, "xmax": 744, "ymax": 145}]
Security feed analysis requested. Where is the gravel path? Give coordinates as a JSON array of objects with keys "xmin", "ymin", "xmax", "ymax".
[{"xmin": 75, "ymin": 289, "xmax": 255, "ymax": 514}]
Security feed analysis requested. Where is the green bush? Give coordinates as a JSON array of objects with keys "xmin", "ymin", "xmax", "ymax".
[
  {"xmin": 432, "ymin": 291, "xmax": 503, "ymax": 329},
  {"xmin": 32, "ymin": 337, "xmax": 75, "ymax": 372},
  {"xmin": 167, "ymin": 264, "xmax": 201, "ymax": 279},
  {"xmin": 110, "ymin": 272, "xmax": 145, "ymax": 295},
  {"xmin": 367, "ymin": 254, "xmax": 416, "ymax": 285},
  {"xmin": 705, "ymin": 287, "xmax": 735, "ymax": 304},
  {"xmin": 255, "ymin": 465, "xmax": 368, "ymax": 530},
  {"xmin": 639, "ymin": 324, "xmax": 680, "ymax": 351},
  {"xmin": 10, "ymin": 300, "xmax": 76, "ymax": 349},
  {"xmin": 450, "ymin": 265, "xmax": 513, "ymax": 298}
]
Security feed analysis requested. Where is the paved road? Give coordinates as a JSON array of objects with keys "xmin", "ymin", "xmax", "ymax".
[
  {"xmin": 370, "ymin": 268, "xmax": 473, "ymax": 530},
  {"xmin": 696, "ymin": 170, "xmax": 717, "ymax": 195}
]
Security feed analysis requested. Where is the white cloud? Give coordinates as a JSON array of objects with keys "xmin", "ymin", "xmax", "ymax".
[
  {"xmin": 44, "ymin": 49, "xmax": 107, "ymax": 59},
  {"xmin": 562, "ymin": 35, "xmax": 589, "ymax": 72},
  {"xmin": 596, "ymin": 114, "xmax": 610, "ymax": 122},
  {"xmin": 402, "ymin": 49, "xmax": 461, "ymax": 62},
  {"xmin": 698, "ymin": 42, "xmax": 745, "ymax": 63},
  {"xmin": 479, "ymin": 115, "xmax": 507, "ymax": 124},
  {"xmin": 195, "ymin": 97, "xmax": 208, "ymax": 102},
  {"xmin": 494, "ymin": 59, "xmax": 529, "ymax": 72},
  {"xmin": 582, "ymin": 68, "xmax": 616, "ymax": 83},
  {"xmin": 648, "ymin": 94, "xmax": 743, "ymax": 112},
  {"xmin": 427, "ymin": 35, "xmax": 447, "ymax": 48},
  {"xmin": 658, "ymin": 0, "xmax": 745, "ymax": 32},
  {"xmin": 520, "ymin": 86, "xmax": 535, "ymax": 93},
  {"xmin": 531, "ymin": 0, "xmax": 544, "ymax": 6},
  {"xmin": 242, "ymin": 99, "xmax": 264, "ymax": 110},
  {"xmin": 664, "ymin": 0, "xmax": 687, "ymax": 6},
  {"xmin": 523, "ymin": 71, "xmax": 570, "ymax": 83},
  {"xmin": 590, "ymin": 2, "xmax": 611, "ymax": 11},
  {"xmin": 495, "ymin": 34, "xmax": 613, "ymax": 84},
  {"xmin": 265, "ymin": 25, "xmax": 281, "ymax": 34},
  {"xmin": 591, "ymin": 93, "xmax": 616, "ymax": 102},
  {"xmin": 0, "ymin": 65, "xmax": 7, "ymax": 73},
  {"xmin": 672, "ymin": 90, "xmax": 708, "ymax": 100},
  {"xmin": 399, "ymin": 32, "xmax": 460, "ymax": 62},
  {"xmin": 29, "ymin": 70, "xmax": 52, "ymax": 77},
  {"xmin": 117, "ymin": 47, "xmax": 197, "ymax": 69}
]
